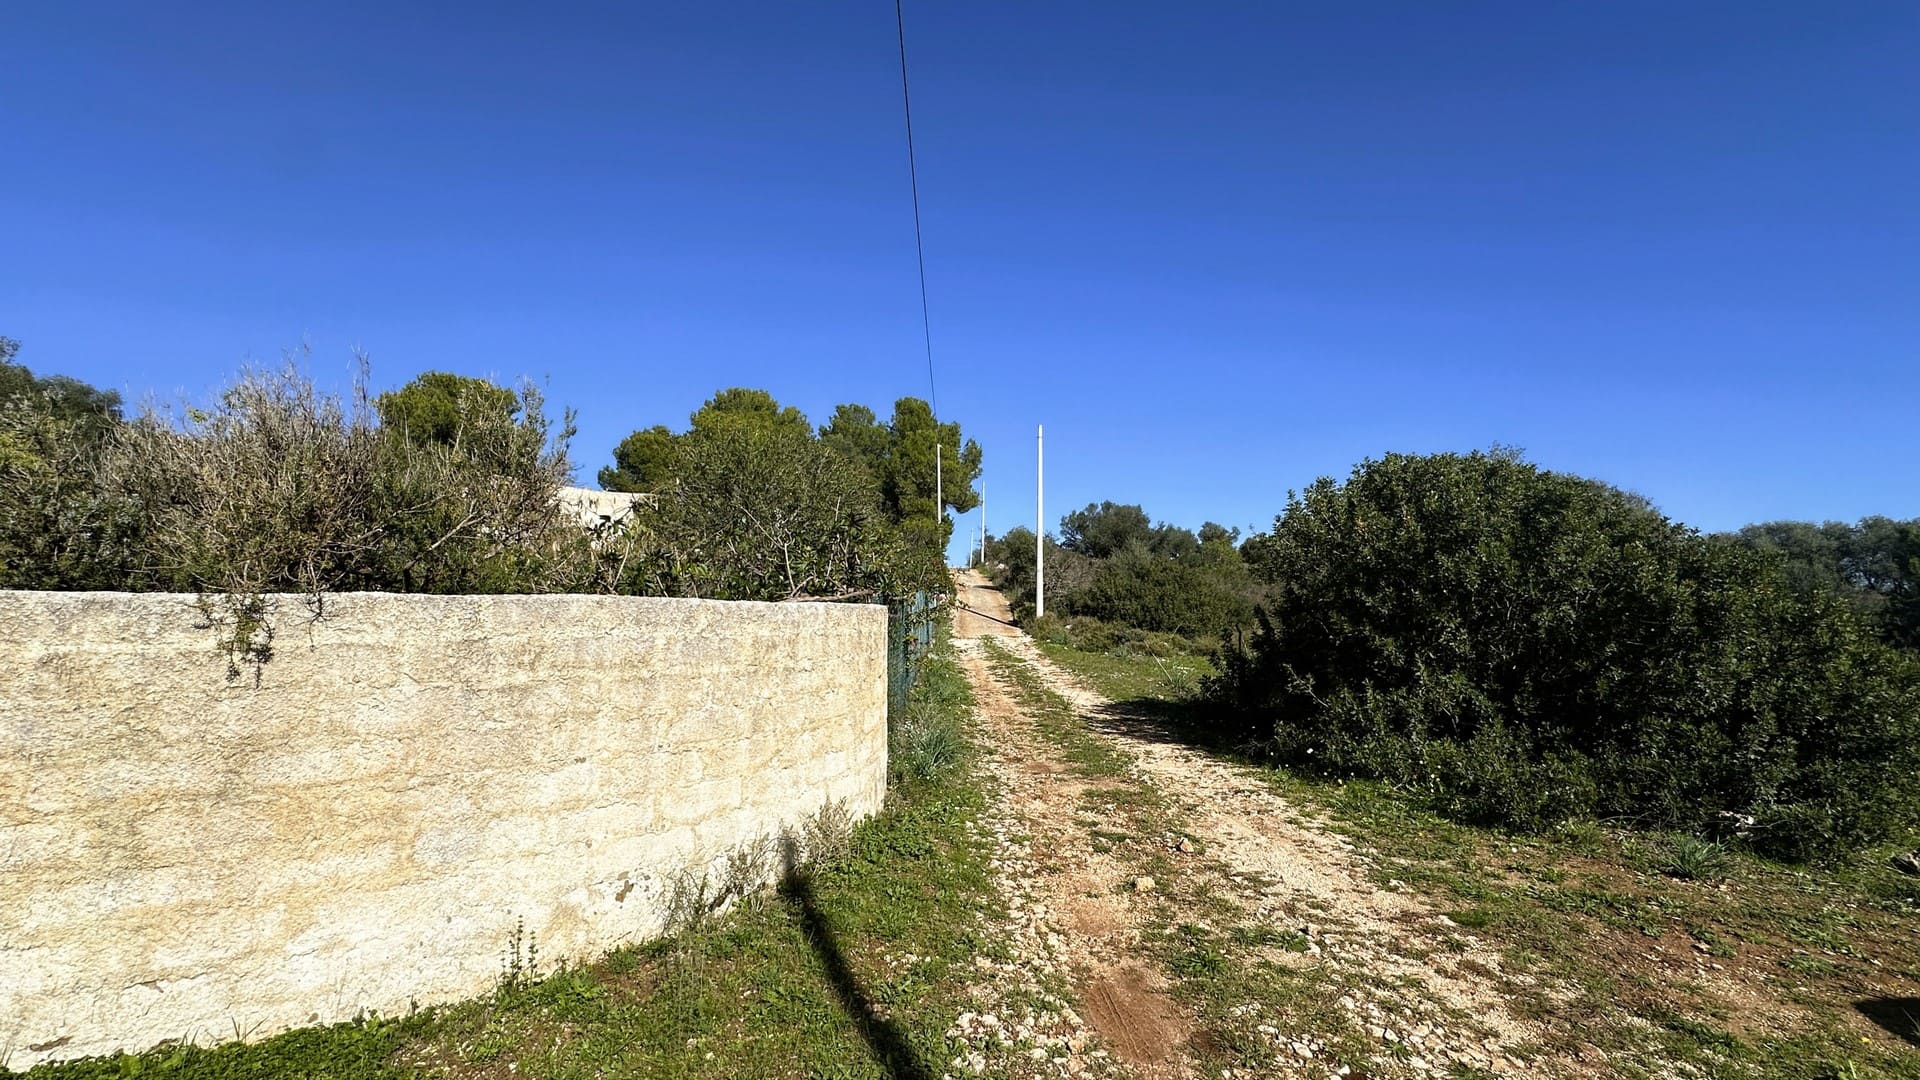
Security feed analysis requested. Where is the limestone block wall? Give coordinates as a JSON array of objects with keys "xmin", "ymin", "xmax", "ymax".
[{"xmin": 0, "ymin": 591, "xmax": 888, "ymax": 1069}]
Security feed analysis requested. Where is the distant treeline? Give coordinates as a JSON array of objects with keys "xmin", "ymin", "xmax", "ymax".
[
  {"xmin": 985, "ymin": 502, "xmax": 1255, "ymax": 643},
  {"xmin": 1717, "ymin": 517, "xmax": 1918, "ymax": 652}
]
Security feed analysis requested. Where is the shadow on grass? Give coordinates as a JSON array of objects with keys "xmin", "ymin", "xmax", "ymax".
[
  {"xmin": 781, "ymin": 841, "xmax": 933, "ymax": 1080},
  {"xmin": 1855, "ymin": 997, "xmax": 1920, "ymax": 1048},
  {"xmin": 1081, "ymin": 694, "xmax": 1258, "ymax": 762}
]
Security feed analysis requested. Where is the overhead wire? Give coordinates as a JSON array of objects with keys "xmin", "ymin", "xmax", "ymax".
[{"xmin": 893, "ymin": 0, "xmax": 937, "ymax": 417}]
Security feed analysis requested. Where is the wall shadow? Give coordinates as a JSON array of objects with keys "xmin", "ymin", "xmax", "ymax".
[
  {"xmin": 1855, "ymin": 997, "xmax": 1920, "ymax": 1047},
  {"xmin": 780, "ymin": 841, "xmax": 934, "ymax": 1080}
]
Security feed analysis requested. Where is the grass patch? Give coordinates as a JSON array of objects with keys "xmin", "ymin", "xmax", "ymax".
[
  {"xmin": 14, "ymin": 628, "xmax": 1002, "ymax": 1080},
  {"xmin": 1033, "ymin": 640, "xmax": 1212, "ymax": 704},
  {"xmin": 1653, "ymin": 833, "xmax": 1735, "ymax": 882},
  {"xmin": 981, "ymin": 639, "xmax": 1132, "ymax": 780}
]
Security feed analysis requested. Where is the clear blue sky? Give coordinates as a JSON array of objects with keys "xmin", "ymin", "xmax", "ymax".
[{"xmin": 5, "ymin": 3, "xmax": 1915, "ymax": 562}]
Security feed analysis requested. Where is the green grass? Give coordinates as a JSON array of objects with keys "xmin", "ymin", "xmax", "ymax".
[
  {"xmin": 14, "ymin": 633, "xmax": 1003, "ymax": 1080},
  {"xmin": 1653, "ymin": 833, "xmax": 1735, "ymax": 882},
  {"xmin": 1032, "ymin": 641, "xmax": 1212, "ymax": 705},
  {"xmin": 981, "ymin": 640, "xmax": 1133, "ymax": 780},
  {"xmin": 1028, "ymin": 638, "xmax": 1920, "ymax": 1080}
]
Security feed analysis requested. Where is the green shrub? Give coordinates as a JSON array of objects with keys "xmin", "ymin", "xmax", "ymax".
[
  {"xmin": 1061, "ymin": 552, "xmax": 1251, "ymax": 637},
  {"xmin": 3, "ymin": 358, "xmax": 604, "ymax": 597},
  {"xmin": 891, "ymin": 705, "xmax": 965, "ymax": 783},
  {"xmin": 1215, "ymin": 449, "xmax": 1920, "ymax": 860},
  {"xmin": 1657, "ymin": 834, "xmax": 1733, "ymax": 881},
  {"xmin": 0, "ymin": 341, "xmax": 139, "ymax": 589},
  {"xmin": 889, "ymin": 650, "xmax": 971, "ymax": 786},
  {"xmin": 619, "ymin": 418, "xmax": 943, "ymax": 602},
  {"xmin": 1027, "ymin": 613, "xmax": 1214, "ymax": 660}
]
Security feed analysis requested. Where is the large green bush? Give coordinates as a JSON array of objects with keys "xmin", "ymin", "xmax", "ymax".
[
  {"xmin": 1, "ymin": 354, "xmax": 137, "ymax": 589},
  {"xmin": 1215, "ymin": 449, "xmax": 1920, "ymax": 860}
]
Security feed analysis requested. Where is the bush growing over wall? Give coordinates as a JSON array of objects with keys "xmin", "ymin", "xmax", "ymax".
[
  {"xmin": 0, "ymin": 350, "xmax": 603, "ymax": 597},
  {"xmin": 1, "ymin": 342, "xmax": 961, "ymax": 609},
  {"xmin": 617, "ymin": 418, "xmax": 943, "ymax": 603},
  {"xmin": 1213, "ymin": 448, "xmax": 1920, "ymax": 860},
  {"xmin": 603, "ymin": 390, "xmax": 983, "ymax": 557},
  {"xmin": 0, "ymin": 340, "xmax": 140, "ymax": 590},
  {"xmin": 116, "ymin": 363, "xmax": 600, "ymax": 597}
]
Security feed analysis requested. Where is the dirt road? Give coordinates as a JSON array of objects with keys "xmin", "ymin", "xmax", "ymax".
[
  {"xmin": 954, "ymin": 567, "xmax": 1021, "ymax": 639},
  {"xmin": 945, "ymin": 571, "xmax": 1549, "ymax": 1080}
]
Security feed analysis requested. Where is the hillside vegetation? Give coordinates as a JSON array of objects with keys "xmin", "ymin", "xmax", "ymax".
[{"xmin": 991, "ymin": 448, "xmax": 1919, "ymax": 864}]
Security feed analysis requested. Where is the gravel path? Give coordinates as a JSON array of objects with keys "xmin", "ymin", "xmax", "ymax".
[{"xmin": 945, "ymin": 572, "xmax": 1558, "ymax": 1080}]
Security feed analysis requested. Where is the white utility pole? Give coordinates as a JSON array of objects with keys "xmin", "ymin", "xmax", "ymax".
[
  {"xmin": 1035, "ymin": 425, "xmax": 1045, "ymax": 619},
  {"xmin": 979, "ymin": 482, "xmax": 986, "ymax": 567},
  {"xmin": 936, "ymin": 441, "xmax": 943, "ymax": 530}
]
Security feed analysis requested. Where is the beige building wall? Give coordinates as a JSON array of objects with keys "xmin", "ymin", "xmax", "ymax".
[
  {"xmin": 556, "ymin": 485, "xmax": 651, "ymax": 528},
  {"xmin": 0, "ymin": 591, "xmax": 887, "ymax": 1069}
]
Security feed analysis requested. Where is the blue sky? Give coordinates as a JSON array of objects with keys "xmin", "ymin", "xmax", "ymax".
[{"xmin": 4, "ymin": 2, "xmax": 1915, "ymax": 562}]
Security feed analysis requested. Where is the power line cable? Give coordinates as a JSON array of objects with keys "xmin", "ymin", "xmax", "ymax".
[{"xmin": 894, "ymin": 0, "xmax": 937, "ymax": 418}]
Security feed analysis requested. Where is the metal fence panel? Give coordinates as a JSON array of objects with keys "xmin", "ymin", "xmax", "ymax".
[{"xmin": 886, "ymin": 591, "xmax": 935, "ymax": 715}]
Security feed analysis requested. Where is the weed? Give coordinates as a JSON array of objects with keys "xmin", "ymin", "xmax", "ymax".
[
  {"xmin": 1170, "ymin": 940, "xmax": 1229, "ymax": 978},
  {"xmin": 500, "ymin": 917, "xmax": 540, "ymax": 995},
  {"xmin": 798, "ymin": 799, "xmax": 854, "ymax": 866},
  {"xmin": 891, "ymin": 701, "xmax": 966, "ymax": 782},
  {"xmin": 1658, "ymin": 834, "xmax": 1733, "ymax": 881},
  {"xmin": 190, "ymin": 591, "xmax": 276, "ymax": 686},
  {"xmin": 1783, "ymin": 954, "xmax": 1841, "ymax": 977},
  {"xmin": 1554, "ymin": 819, "xmax": 1607, "ymax": 854},
  {"xmin": 1446, "ymin": 906, "xmax": 1499, "ymax": 930}
]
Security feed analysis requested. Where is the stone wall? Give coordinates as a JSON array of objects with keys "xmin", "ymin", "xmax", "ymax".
[{"xmin": 0, "ymin": 591, "xmax": 888, "ymax": 1069}]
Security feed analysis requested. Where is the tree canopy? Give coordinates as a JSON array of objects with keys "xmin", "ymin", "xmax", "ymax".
[
  {"xmin": 0, "ymin": 336, "xmax": 123, "ymax": 444},
  {"xmin": 599, "ymin": 425, "xmax": 677, "ymax": 493},
  {"xmin": 602, "ymin": 390, "xmax": 983, "ymax": 551},
  {"xmin": 1, "ymin": 339, "xmax": 136, "ymax": 588},
  {"xmin": 1060, "ymin": 501, "xmax": 1153, "ymax": 558},
  {"xmin": 619, "ymin": 418, "xmax": 939, "ymax": 602},
  {"xmin": 1724, "ymin": 516, "xmax": 1920, "ymax": 650},
  {"xmin": 599, "ymin": 389, "xmax": 810, "ymax": 494},
  {"xmin": 374, "ymin": 371, "xmax": 520, "ymax": 448}
]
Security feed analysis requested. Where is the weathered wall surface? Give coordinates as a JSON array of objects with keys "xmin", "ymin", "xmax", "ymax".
[{"xmin": 0, "ymin": 592, "xmax": 887, "ymax": 1069}]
